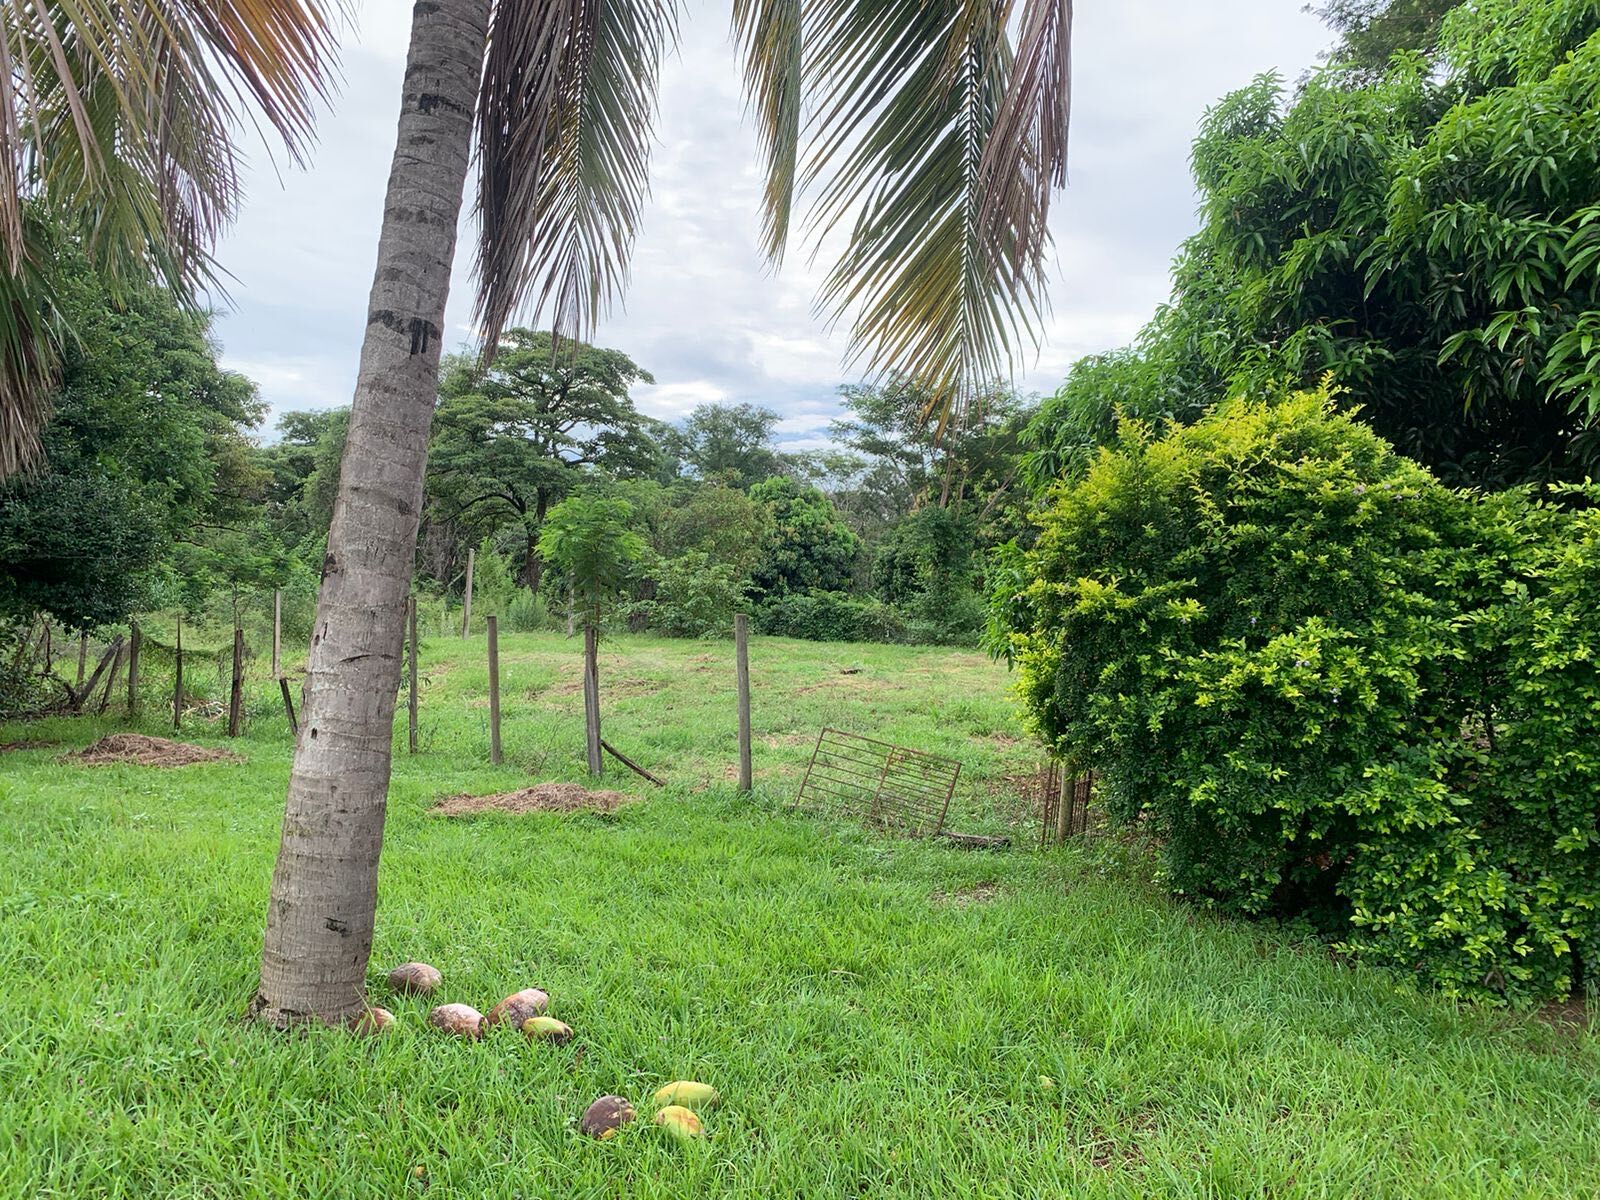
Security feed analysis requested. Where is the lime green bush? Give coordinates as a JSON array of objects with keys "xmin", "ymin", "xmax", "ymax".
[{"xmin": 995, "ymin": 389, "xmax": 1598, "ymax": 1003}]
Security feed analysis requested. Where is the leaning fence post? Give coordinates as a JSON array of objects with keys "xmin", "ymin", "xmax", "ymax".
[
  {"xmin": 228, "ymin": 627, "xmax": 245, "ymax": 737},
  {"xmin": 126, "ymin": 622, "xmax": 141, "ymax": 715},
  {"xmin": 461, "ymin": 547, "xmax": 475, "ymax": 638},
  {"xmin": 487, "ymin": 613, "xmax": 502, "ymax": 765},
  {"xmin": 407, "ymin": 596, "xmax": 419, "ymax": 754},
  {"xmin": 278, "ymin": 676, "xmax": 299, "ymax": 736},
  {"xmin": 735, "ymin": 613, "xmax": 752, "ymax": 792},
  {"xmin": 97, "ymin": 641, "xmax": 123, "ymax": 715}
]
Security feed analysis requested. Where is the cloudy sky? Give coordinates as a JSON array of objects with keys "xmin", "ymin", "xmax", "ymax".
[{"xmin": 212, "ymin": 0, "xmax": 1332, "ymax": 446}]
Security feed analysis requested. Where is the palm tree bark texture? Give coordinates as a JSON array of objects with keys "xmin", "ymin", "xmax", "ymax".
[{"xmin": 253, "ymin": 0, "xmax": 491, "ymax": 1026}]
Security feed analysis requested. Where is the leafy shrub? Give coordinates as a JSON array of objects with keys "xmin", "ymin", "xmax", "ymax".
[
  {"xmin": 755, "ymin": 591, "xmax": 906, "ymax": 644},
  {"xmin": 995, "ymin": 389, "xmax": 1599, "ymax": 1003},
  {"xmin": 506, "ymin": 588, "xmax": 553, "ymax": 632},
  {"xmin": 872, "ymin": 505, "xmax": 984, "ymax": 645},
  {"xmin": 631, "ymin": 551, "xmax": 747, "ymax": 638}
]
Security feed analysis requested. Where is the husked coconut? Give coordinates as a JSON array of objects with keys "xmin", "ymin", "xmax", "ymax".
[
  {"xmin": 348, "ymin": 1007, "xmax": 396, "ymax": 1036},
  {"xmin": 428, "ymin": 1003, "xmax": 485, "ymax": 1039},
  {"xmin": 486, "ymin": 987, "xmax": 549, "ymax": 1027},
  {"xmin": 387, "ymin": 962, "xmax": 442, "ymax": 995}
]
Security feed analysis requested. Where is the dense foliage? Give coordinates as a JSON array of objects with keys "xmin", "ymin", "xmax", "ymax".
[
  {"xmin": 1026, "ymin": 0, "xmax": 1600, "ymax": 488},
  {"xmin": 994, "ymin": 390, "xmax": 1598, "ymax": 1004},
  {"xmin": 0, "ymin": 245, "xmax": 269, "ymax": 631}
]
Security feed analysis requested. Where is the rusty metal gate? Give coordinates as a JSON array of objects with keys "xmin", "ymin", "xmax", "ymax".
[{"xmin": 794, "ymin": 728, "xmax": 960, "ymax": 838}]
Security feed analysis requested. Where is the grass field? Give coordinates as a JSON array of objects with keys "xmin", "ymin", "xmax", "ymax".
[{"xmin": 1, "ymin": 631, "xmax": 1596, "ymax": 1198}]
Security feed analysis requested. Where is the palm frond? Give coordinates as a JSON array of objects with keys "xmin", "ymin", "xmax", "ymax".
[
  {"xmin": 476, "ymin": 0, "xmax": 679, "ymax": 348},
  {"xmin": 801, "ymin": 0, "xmax": 1071, "ymax": 428},
  {"xmin": 0, "ymin": 0, "xmax": 341, "ymax": 477},
  {"xmin": 732, "ymin": 0, "xmax": 802, "ymax": 262}
]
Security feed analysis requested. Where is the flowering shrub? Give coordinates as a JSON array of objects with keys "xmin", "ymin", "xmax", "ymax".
[{"xmin": 995, "ymin": 389, "xmax": 1599, "ymax": 1003}]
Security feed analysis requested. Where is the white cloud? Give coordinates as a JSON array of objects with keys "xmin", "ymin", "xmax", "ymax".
[{"xmin": 213, "ymin": 0, "xmax": 1331, "ymax": 443}]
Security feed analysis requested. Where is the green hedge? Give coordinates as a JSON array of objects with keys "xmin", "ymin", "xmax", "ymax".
[
  {"xmin": 995, "ymin": 389, "xmax": 1599, "ymax": 1004},
  {"xmin": 754, "ymin": 592, "xmax": 908, "ymax": 644}
]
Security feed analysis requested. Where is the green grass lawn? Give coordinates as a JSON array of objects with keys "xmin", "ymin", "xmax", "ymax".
[{"xmin": 1, "ymin": 631, "xmax": 1596, "ymax": 1198}]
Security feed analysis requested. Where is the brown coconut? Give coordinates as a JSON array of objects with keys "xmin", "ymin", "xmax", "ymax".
[
  {"xmin": 486, "ymin": 987, "xmax": 549, "ymax": 1028},
  {"xmin": 581, "ymin": 1095, "xmax": 636, "ymax": 1140},
  {"xmin": 387, "ymin": 962, "xmax": 442, "ymax": 996},
  {"xmin": 348, "ymin": 1006, "xmax": 396, "ymax": 1037},
  {"xmin": 428, "ymin": 1002, "xmax": 486, "ymax": 1039}
]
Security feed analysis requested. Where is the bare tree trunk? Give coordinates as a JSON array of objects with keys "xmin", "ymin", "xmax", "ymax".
[{"xmin": 254, "ymin": 0, "xmax": 488, "ymax": 1028}]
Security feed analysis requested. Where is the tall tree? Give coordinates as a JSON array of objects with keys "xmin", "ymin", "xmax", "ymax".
[
  {"xmin": 0, "ymin": 0, "xmax": 339, "ymax": 478},
  {"xmin": 671, "ymin": 402, "xmax": 786, "ymax": 487},
  {"xmin": 257, "ymin": 0, "xmax": 1074, "ymax": 1026},
  {"xmin": 428, "ymin": 329, "xmax": 657, "ymax": 592}
]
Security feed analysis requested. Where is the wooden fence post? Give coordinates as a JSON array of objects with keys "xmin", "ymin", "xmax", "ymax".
[
  {"xmin": 173, "ymin": 618, "xmax": 183, "ymax": 728},
  {"xmin": 407, "ymin": 596, "xmax": 419, "ymax": 754},
  {"xmin": 126, "ymin": 622, "xmax": 141, "ymax": 715},
  {"xmin": 735, "ymin": 613, "xmax": 752, "ymax": 792},
  {"xmin": 461, "ymin": 547, "xmax": 475, "ymax": 638},
  {"xmin": 1055, "ymin": 763, "xmax": 1071, "ymax": 844},
  {"xmin": 583, "ymin": 624, "xmax": 602, "ymax": 776},
  {"xmin": 487, "ymin": 614, "xmax": 502, "ymax": 765},
  {"xmin": 272, "ymin": 588, "xmax": 282, "ymax": 677},
  {"xmin": 228, "ymin": 627, "xmax": 245, "ymax": 737}
]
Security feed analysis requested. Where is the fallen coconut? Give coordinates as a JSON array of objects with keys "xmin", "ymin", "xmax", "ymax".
[
  {"xmin": 580, "ymin": 1095, "xmax": 635, "ymax": 1140},
  {"xmin": 347, "ymin": 1006, "xmax": 396, "ymax": 1036},
  {"xmin": 653, "ymin": 1105, "xmax": 704, "ymax": 1139},
  {"xmin": 387, "ymin": 962, "xmax": 442, "ymax": 996},
  {"xmin": 521, "ymin": 1015, "xmax": 574, "ymax": 1045},
  {"xmin": 652, "ymin": 1080, "xmax": 720, "ymax": 1110},
  {"xmin": 428, "ymin": 1003, "xmax": 485, "ymax": 1039},
  {"xmin": 486, "ymin": 987, "xmax": 549, "ymax": 1028}
]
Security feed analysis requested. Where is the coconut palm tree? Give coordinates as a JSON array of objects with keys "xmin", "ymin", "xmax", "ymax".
[
  {"xmin": 254, "ymin": 0, "xmax": 1073, "ymax": 1026},
  {"xmin": 0, "ymin": 0, "xmax": 342, "ymax": 477}
]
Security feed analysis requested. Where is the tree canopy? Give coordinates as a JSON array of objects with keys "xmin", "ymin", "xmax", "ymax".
[
  {"xmin": 428, "ymin": 330, "xmax": 658, "ymax": 591},
  {"xmin": 1025, "ymin": 0, "xmax": 1600, "ymax": 488}
]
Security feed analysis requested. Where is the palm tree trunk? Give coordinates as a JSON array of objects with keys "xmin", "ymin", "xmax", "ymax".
[{"xmin": 253, "ymin": 0, "xmax": 489, "ymax": 1027}]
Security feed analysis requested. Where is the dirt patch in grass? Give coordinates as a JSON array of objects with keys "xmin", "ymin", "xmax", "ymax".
[
  {"xmin": 0, "ymin": 738, "xmax": 57, "ymax": 753},
  {"xmin": 932, "ymin": 881, "xmax": 1003, "ymax": 907},
  {"xmin": 430, "ymin": 783, "xmax": 632, "ymax": 817},
  {"xmin": 64, "ymin": 734, "xmax": 242, "ymax": 768}
]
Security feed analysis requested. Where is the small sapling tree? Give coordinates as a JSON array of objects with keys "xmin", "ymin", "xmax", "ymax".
[{"xmin": 537, "ymin": 494, "xmax": 645, "ymax": 775}]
